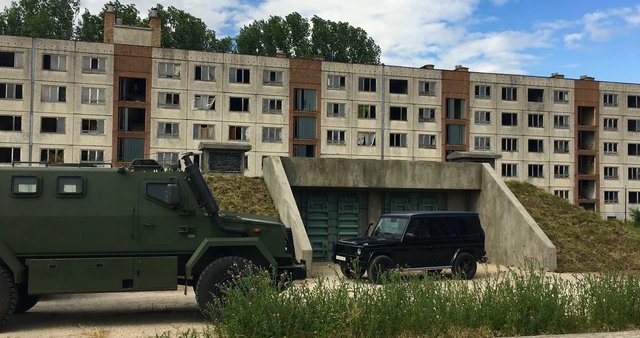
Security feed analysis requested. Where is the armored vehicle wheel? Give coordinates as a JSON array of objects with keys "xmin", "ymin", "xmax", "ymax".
[
  {"xmin": 367, "ymin": 255, "xmax": 394, "ymax": 284},
  {"xmin": 14, "ymin": 285, "xmax": 39, "ymax": 314},
  {"xmin": 452, "ymin": 252, "xmax": 477, "ymax": 279},
  {"xmin": 340, "ymin": 265, "xmax": 364, "ymax": 279},
  {"xmin": 195, "ymin": 256, "xmax": 249, "ymax": 318},
  {"xmin": 0, "ymin": 265, "xmax": 17, "ymax": 328}
]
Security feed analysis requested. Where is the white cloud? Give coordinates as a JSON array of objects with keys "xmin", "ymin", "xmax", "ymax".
[{"xmin": 564, "ymin": 33, "xmax": 583, "ymax": 49}]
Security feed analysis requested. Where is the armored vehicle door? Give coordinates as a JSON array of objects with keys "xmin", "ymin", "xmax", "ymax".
[{"xmin": 138, "ymin": 180, "xmax": 192, "ymax": 245}]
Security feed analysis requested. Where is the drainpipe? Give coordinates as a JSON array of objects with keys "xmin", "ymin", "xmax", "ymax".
[
  {"xmin": 28, "ymin": 37, "xmax": 35, "ymax": 163},
  {"xmin": 380, "ymin": 63, "xmax": 385, "ymax": 160}
]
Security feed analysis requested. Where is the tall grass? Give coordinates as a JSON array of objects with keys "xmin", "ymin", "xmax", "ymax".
[{"xmin": 210, "ymin": 266, "xmax": 640, "ymax": 338}]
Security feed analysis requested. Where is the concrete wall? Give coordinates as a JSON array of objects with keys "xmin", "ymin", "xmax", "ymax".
[
  {"xmin": 261, "ymin": 156, "xmax": 313, "ymax": 271},
  {"xmin": 474, "ymin": 163, "xmax": 557, "ymax": 270}
]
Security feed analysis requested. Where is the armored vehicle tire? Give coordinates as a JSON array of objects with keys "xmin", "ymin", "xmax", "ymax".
[
  {"xmin": 0, "ymin": 265, "xmax": 17, "ymax": 328},
  {"xmin": 14, "ymin": 285, "xmax": 39, "ymax": 314},
  {"xmin": 195, "ymin": 256, "xmax": 249, "ymax": 318},
  {"xmin": 367, "ymin": 255, "xmax": 394, "ymax": 284},
  {"xmin": 452, "ymin": 252, "xmax": 477, "ymax": 279},
  {"xmin": 340, "ymin": 265, "xmax": 364, "ymax": 279}
]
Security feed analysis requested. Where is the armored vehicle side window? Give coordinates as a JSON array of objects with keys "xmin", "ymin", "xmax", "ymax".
[
  {"xmin": 429, "ymin": 217, "xmax": 456, "ymax": 238},
  {"xmin": 146, "ymin": 183, "xmax": 181, "ymax": 207},
  {"xmin": 57, "ymin": 176, "xmax": 84, "ymax": 196},
  {"xmin": 11, "ymin": 176, "xmax": 39, "ymax": 196}
]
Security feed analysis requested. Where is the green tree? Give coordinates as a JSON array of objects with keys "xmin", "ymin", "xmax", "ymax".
[
  {"xmin": 74, "ymin": 0, "xmax": 144, "ymax": 42},
  {"xmin": 310, "ymin": 16, "xmax": 380, "ymax": 64},
  {"xmin": 0, "ymin": 0, "xmax": 80, "ymax": 39}
]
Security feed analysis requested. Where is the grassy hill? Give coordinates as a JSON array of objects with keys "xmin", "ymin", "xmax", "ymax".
[
  {"xmin": 204, "ymin": 174, "xmax": 279, "ymax": 218},
  {"xmin": 506, "ymin": 181, "xmax": 640, "ymax": 272}
]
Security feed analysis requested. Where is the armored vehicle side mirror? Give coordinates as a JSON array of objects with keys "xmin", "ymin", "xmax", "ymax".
[{"xmin": 166, "ymin": 184, "xmax": 182, "ymax": 207}]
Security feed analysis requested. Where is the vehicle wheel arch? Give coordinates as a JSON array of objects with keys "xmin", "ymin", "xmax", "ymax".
[{"xmin": 186, "ymin": 239, "xmax": 275, "ymax": 281}]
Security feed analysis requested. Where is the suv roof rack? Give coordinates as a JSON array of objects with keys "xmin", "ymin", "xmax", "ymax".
[{"xmin": 129, "ymin": 159, "xmax": 164, "ymax": 172}]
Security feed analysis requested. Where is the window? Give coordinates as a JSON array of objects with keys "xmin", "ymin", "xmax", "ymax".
[
  {"xmin": 528, "ymin": 139, "xmax": 543, "ymax": 153},
  {"xmin": 629, "ymin": 143, "xmax": 640, "ymax": 156},
  {"xmin": 157, "ymin": 92, "xmax": 180, "ymax": 107},
  {"xmin": 41, "ymin": 85, "xmax": 66, "ymax": 102},
  {"xmin": 263, "ymin": 98, "xmax": 283, "ymax": 114},
  {"xmin": 446, "ymin": 98, "xmax": 465, "ymax": 119},
  {"xmin": 80, "ymin": 119, "xmax": 104, "ymax": 135},
  {"xmin": 554, "ymin": 90, "xmax": 569, "ymax": 103},
  {"xmin": 502, "ymin": 87, "xmax": 517, "ymax": 101},
  {"xmin": 474, "ymin": 85, "xmax": 491, "ymax": 99},
  {"xmin": 474, "ymin": 111, "xmax": 490, "ymax": 124},
  {"xmin": 118, "ymin": 108, "xmax": 145, "ymax": 131},
  {"xmin": 629, "ymin": 95, "xmax": 640, "ymax": 108},
  {"xmin": 528, "ymin": 113, "xmax": 544, "ymax": 128},
  {"xmin": 418, "ymin": 81, "xmax": 436, "ymax": 96},
  {"xmin": 0, "ymin": 83, "xmax": 22, "ymax": 100},
  {"xmin": 0, "ymin": 147, "xmax": 20, "ymax": 163},
  {"xmin": 445, "ymin": 125, "xmax": 465, "ymax": 145},
  {"xmin": 194, "ymin": 95, "xmax": 215, "ymax": 110},
  {"xmin": 327, "ymin": 75, "xmax": 346, "ymax": 89},
  {"xmin": 358, "ymin": 105, "xmax": 376, "ymax": 119},
  {"xmin": 158, "ymin": 62, "xmax": 180, "ymax": 78},
  {"xmin": 193, "ymin": 124, "xmax": 215, "ymax": 140},
  {"xmin": 390, "ymin": 133, "xmax": 407, "ymax": 147},
  {"xmin": 389, "ymin": 106, "xmax": 408, "ymax": 121},
  {"xmin": 326, "ymin": 102, "xmax": 345, "ymax": 117},
  {"xmin": 118, "ymin": 77, "xmax": 146, "ymax": 102},
  {"xmin": 357, "ymin": 132, "xmax": 376, "ymax": 146},
  {"xmin": 294, "ymin": 88, "xmax": 316, "ymax": 112},
  {"xmin": 80, "ymin": 149, "xmax": 104, "ymax": 162},
  {"xmin": 604, "ymin": 142, "xmax": 618, "ymax": 155},
  {"xmin": 629, "ymin": 119, "xmax": 640, "ymax": 132},
  {"xmin": 81, "ymin": 87, "xmax": 106, "ymax": 104},
  {"xmin": 501, "ymin": 163, "xmax": 518, "ymax": 177},
  {"xmin": 501, "ymin": 138, "xmax": 518, "ymax": 152},
  {"xmin": 229, "ymin": 97, "xmax": 250, "ymax": 112},
  {"xmin": 358, "ymin": 77, "xmax": 376, "ymax": 92},
  {"xmin": 603, "ymin": 118, "xmax": 618, "ymax": 131},
  {"xmin": 157, "ymin": 152, "xmax": 179, "ymax": 167},
  {"xmin": 294, "ymin": 117, "xmax": 316, "ymax": 139},
  {"xmin": 82, "ymin": 56, "xmax": 106, "ymax": 73},
  {"xmin": 0, "ymin": 115, "xmax": 21, "ymax": 131},
  {"xmin": 327, "ymin": 130, "xmax": 345, "ymax": 145},
  {"xmin": 229, "ymin": 68, "xmax": 250, "ymax": 84},
  {"xmin": 40, "ymin": 148, "xmax": 64, "ymax": 163},
  {"xmin": 603, "ymin": 93, "xmax": 618, "ymax": 107},
  {"xmin": 41, "ymin": 117, "xmax": 65, "ymax": 134},
  {"xmin": 0, "ymin": 51, "xmax": 23, "ymax": 68},
  {"xmin": 501, "ymin": 112, "xmax": 518, "ymax": 126},
  {"xmin": 11, "ymin": 176, "xmax": 38, "ymax": 194},
  {"xmin": 554, "ymin": 190, "xmax": 569, "ymax": 199},
  {"xmin": 157, "ymin": 122, "xmax": 179, "ymax": 138},
  {"xmin": 195, "ymin": 65, "xmax": 215, "ymax": 81},
  {"xmin": 631, "ymin": 191, "xmax": 640, "ymax": 204},
  {"xmin": 474, "ymin": 137, "xmax": 491, "ymax": 151},
  {"xmin": 629, "ymin": 167, "xmax": 640, "ymax": 180},
  {"xmin": 263, "ymin": 70, "xmax": 283, "ymax": 85},
  {"xmin": 293, "ymin": 145, "xmax": 315, "ymax": 157},
  {"xmin": 389, "ymin": 79, "xmax": 408, "ymax": 94},
  {"xmin": 528, "ymin": 88, "xmax": 544, "ymax": 102},
  {"xmin": 554, "ymin": 165, "xmax": 570, "ymax": 178},
  {"xmin": 262, "ymin": 127, "xmax": 282, "ymax": 143},
  {"xmin": 604, "ymin": 166, "xmax": 619, "ymax": 180},
  {"xmin": 42, "ymin": 54, "xmax": 66, "ymax": 71},
  {"xmin": 229, "ymin": 125, "xmax": 249, "ymax": 141},
  {"xmin": 604, "ymin": 191, "xmax": 619, "ymax": 204},
  {"xmin": 554, "ymin": 140, "xmax": 570, "ymax": 153},
  {"xmin": 418, "ymin": 108, "xmax": 435, "ymax": 122},
  {"xmin": 528, "ymin": 164, "xmax": 544, "ymax": 178},
  {"xmin": 554, "ymin": 115, "xmax": 570, "ymax": 129},
  {"xmin": 117, "ymin": 138, "xmax": 144, "ymax": 161},
  {"xmin": 418, "ymin": 134, "xmax": 436, "ymax": 149}
]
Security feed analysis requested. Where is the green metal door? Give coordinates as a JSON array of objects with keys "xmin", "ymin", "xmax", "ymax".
[
  {"xmin": 304, "ymin": 194, "xmax": 331, "ymax": 260},
  {"xmin": 384, "ymin": 192, "xmax": 441, "ymax": 213}
]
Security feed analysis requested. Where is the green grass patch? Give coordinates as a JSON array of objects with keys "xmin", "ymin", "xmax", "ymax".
[{"xmin": 204, "ymin": 174, "xmax": 278, "ymax": 218}]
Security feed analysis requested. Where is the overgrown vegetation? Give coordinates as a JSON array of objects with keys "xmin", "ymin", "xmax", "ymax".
[
  {"xmin": 204, "ymin": 174, "xmax": 278, "ymax": 218},
  {"xmin": 200, "ymin": 265, "xmax": 640, "ymax": 338},
  {"xmin": 506, "ymin": 181, "xmax": 640, "ymax": 272}
]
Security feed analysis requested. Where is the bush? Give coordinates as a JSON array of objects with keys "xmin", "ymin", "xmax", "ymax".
[{"xmin": 630, "ymin": 208, "xmax": 640, "ymax": 227}]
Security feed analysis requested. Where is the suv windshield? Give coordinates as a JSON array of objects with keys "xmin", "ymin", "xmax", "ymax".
[{"xmin": 371, "ymin": 217, "xmax": 409, "ymax": 239}]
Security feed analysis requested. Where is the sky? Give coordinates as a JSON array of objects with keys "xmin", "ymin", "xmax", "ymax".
[{"xmin": 3, "ymin": 0, "xmax": 640, "ymax": 83}]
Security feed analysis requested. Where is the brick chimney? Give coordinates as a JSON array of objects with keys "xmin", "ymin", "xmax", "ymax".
[
  {"xmin": 148, "ymin": 9, "xmax": 161, "ymax": 48},
  {"xmin": 103, "ymin": 4, "xmax": 115, "ymax": 43}
]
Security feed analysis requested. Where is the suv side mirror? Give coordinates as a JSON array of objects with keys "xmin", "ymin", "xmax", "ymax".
[
  {"xmin": 166, "ymin": 183, "xmax": 182, "ymax": 207},
  {"xmin": 365, "ymin": 222, "xmax": 374, "ymax": 236},
  {"xmin": 405, "ymin": 232, "xmax": 416, "ymax": 239}
]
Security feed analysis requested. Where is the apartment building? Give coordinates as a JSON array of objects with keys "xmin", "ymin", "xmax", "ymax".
[{"xmin": 1, "ymin": 7, "xmax": 639, "ymax": 219}]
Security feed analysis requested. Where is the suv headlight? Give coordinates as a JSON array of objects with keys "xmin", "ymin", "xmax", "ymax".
[{"xmin": 356, "ymin": 248, "xmax": 362, "ymax": 256}]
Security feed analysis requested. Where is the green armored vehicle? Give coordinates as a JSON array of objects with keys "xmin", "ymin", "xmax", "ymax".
[{"xmin": 0, "ymin": 153, "xmax": 306, "ymax": 327}]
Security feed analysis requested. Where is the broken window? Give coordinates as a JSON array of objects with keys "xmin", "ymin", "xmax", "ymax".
[
  {"xmin": 502, "ymin": 87, "xmax": 517, "ymax": 101},
  {"xmin": 40, "ymin": 148, "xmax": 64, "ymax": 163},
  {"xmin": 228, "ymin": 125, "xmax": 249, "ymax": 141},
  {"xmin": 327, "ymin": 75, "xmax": 346, "ymax": 89},
  {"xmin": 80, "ymin": 149, "xmax": 104, "ymax": 162},
  {"xmin": 158, "ymin": 92, "xmax": 180, "ymax": 107},
  {"xmin": 229, "ymin": 97, "xmax": 250, "ymax": 112},
  {"xmin": 603, "ymin": 93, "xmax": 618, "ymax": 107},
  {"xmin": 604, "ymin": 191, "xmax": 619, "ymax": 204},
  {"xmin": 42, "ymin": 54, "xmax": 67, "ymax": 71},
  {"xmin": 0, "ymin": 51, "xmax": 23, "ymax": 68},
  {"xmin": 157, "ymin": 152, "xmax": 179, "ymax": 167},
  {"xmin": 553, "ymin": 140, "xmax": 570, "ymax": 153},
  {"xmin": 418, "ymin": 134, "xmax": 436, "ymax": 149},
  {"xmin": 389, "ymin": 106, "xmax": 408, "ymax": 121},
  {"xmin": 356, "ymin": 131, "xmax": 376, "ymax": 146},
  {"xmin": 263, "ymin": 70, "xmax": 283, "ymax": 85},
  {"xmin": 527, "ymin": 88, "xmax": 544, "ymax": 102},
  {"xmin": 41, "ymin": 85, "xmax": 66, "ymax": 102},
  {"xmin": 445, "ymin": 98, "xmax": 465, "ymax": 119},
  {"xmin": 81, "ymin": 87, "xmax": 106, "ymax": 104},
  {"xmin": 0, "ymin": 115, "xmax": 21, "ymax": 131},
  {"xmin": 81, "ymin": 119, "xmax": 104, "ymax": 135},
  {"xmin": 528, "ymin": 139, "xmax": 543, "ymax": 153},
  {"xmin": 629, "ymin": 167, "xmax": 640, "ymax": 180},
  {"xmin": 193, "ymin": 124, "xmax": 215, "ymax": 140},
  {"xmin": 603, "ymin": 167, "xmax": 619, "ymax": 180},
  {"xmin": 554, "ymin": 165, "xmax": 570, "ymax": 178},
  {"xmin": 157, "ymin": 122, "xmax": 179, "ymax": 138},
  {"xmin": 358, "ymin": 105, "xmax": 376, "ymax": 119},
  {"xmin": 195, "ymin": 65, "xmax": 215, "ymax": 81},
  {"xmin": 604, "ymin": 142, "xmax": 618, "ymax": 155},
  {"xmin": 474, "ymin": 137, "xmax": 491, "ymax": 151},
  {"xmin": 194, "ymin": 95, "xmax": 215, "ymax": 110},
  {"xmin": 603, "ymin": 118, "xmax": 618, "ymax": 131},
  {"xmin": 262, "ymin": 127, "xmax": 282, "ymax": 142},
  {"xmin": 474, "ymin": 111, "xmax": 490, "ymax": 124},
  {"xmin": 82, "ymin": 57, "xmax": 106, "ymax": 72},
  {"xmin": 158, "ymin": 62, "xmax": 180, "ymax": 78},
  {"xmin": 553, "ymin": 115, "xmax": 570, "ymax": 129},
  {"xmin": 294, "ymin": 89, "xmax": 316, "ymax": 112},
  {"xmin": 118, "ymin": 108, "xmax": 146, "ymax": 131},
  {"xmin": 389, "ymin": 79, "xmax": 408, "ymax": 94},
  {"xmin": 119, "ymin": 77, "xmax": 146, "ymax": 102},
  {"xmin": 0, "ymin": 147, "xmax": 20, "ymax": 163},
  {"xmin": 474, "ymin": 85, "xmax": 491, "ymax": 99},
  {"xmin": 418, "ymin": 81, "xmax": 436, "ymax": 96},
  {"xmin": 262, "ymin": 98, "xmax": 282, "ymax": 114},
  {"xmin": 418, "ymin": 108, "xmax": 435, "ymax": 122},
  {"xmin": 229, "ymin": 68, "xmax": 250, "ymax": 84},
  {"xmin": 40, "ymin": 117, "xmax": 65, "ymax": 134},
  {"xmin": 0, "ymin": 83, "xmax": 23, "ymax": 99},
  {"xmin": 554, "ymin": 90, "xmax": 569, "ymax": 103},
  {"xmin": 326, "ymin": 130, "xmax": 345, "ymax": 145},
  {"xmin": 358, "ymin": 77, "xmax": 376, "ymax": 92},
  {"xmin": 326, "ymin": 102, "xmax": 345, "ymax": 117}
]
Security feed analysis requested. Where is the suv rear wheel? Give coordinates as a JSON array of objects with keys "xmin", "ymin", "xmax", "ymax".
[
  {"xmin": 452, "ymin": 252, "xmax": 477, "ymax": 279},
  {"xmin": 367, "ymin": 255, "xmax": 394, "ymax": 284}
]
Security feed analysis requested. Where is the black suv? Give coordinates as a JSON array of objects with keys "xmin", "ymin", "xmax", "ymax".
[{"xmin": 332, "ymin": 211, "xmax": 487, "ymax": 283}]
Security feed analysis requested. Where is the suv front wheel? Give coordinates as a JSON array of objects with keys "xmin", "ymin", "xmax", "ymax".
[
  {"xmin": 452, "ymin": 252, "xmax": 477, "ymax": 279},
  {"xmin": 367, "ymin": 255, "xmax": 394, "ymax": 284}
]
